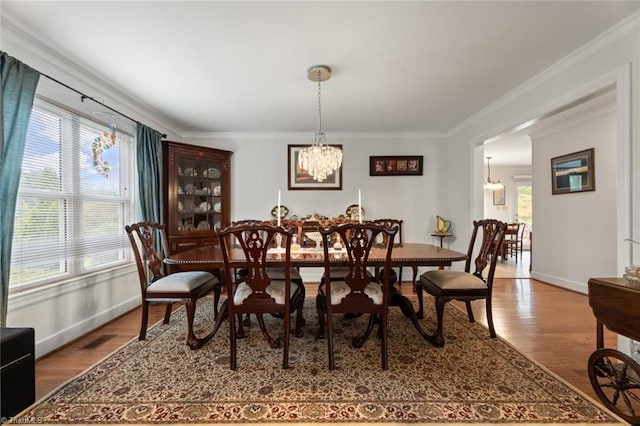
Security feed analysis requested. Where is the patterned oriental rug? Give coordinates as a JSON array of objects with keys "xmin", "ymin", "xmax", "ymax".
[{"xmin": 12, "ymin": 297, "xmax": 622, "ymax": 425}]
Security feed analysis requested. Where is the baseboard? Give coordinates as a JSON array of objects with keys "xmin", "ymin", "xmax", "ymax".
[
  {"xmin": 529, "ymin": 271, "xmax": 587, "ymax": 294},
  {"xmin": 35, "ymin": 296, "xmax": 140, "ymax": 358}
]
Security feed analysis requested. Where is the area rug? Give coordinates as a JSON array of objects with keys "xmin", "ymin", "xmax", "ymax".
[{"xmin": 11, "ymin": 297, "xmax": 621, "ymax": 425}]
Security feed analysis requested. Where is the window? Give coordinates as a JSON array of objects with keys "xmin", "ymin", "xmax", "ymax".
[
  {"xmin": 515, "ymin": 182, "xmax": 532, "ymax": 247},
  {"xmin": 9, "ymin": 97, "xmax": 134, "ymax": 292}
]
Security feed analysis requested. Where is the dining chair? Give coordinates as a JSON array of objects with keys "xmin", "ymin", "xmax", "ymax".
[
  {"xmin": 231, "ymin": 219, "xmax": 306, "ymax": 328},
  {"xmin": 415, "ymin": 218, "xmax": 507, "ymax": 347},
  {"xmin": 316, "ymin": 222, "xmax": 398, "ymax": 370},
  {"xmin": 516, "ymin": 222, "xmax": 527, "ymax": 260},
  {"xmin": 369, "ymin": 219, "xmax": 418, "ymax": 288},
  {"xmin": 216, "ymin": 222, "xmax": 304, "ymax": 369},
  {"xmin": 502, "ymin": 222, "xmax": 521, "ymax": 262},
  {"xmin": 125, "ymin": 222, "xmax": 221, "ymax": 350}
]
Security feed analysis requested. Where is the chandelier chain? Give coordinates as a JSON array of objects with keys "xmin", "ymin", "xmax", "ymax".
[{"xmin": 317, "ymin": 68, "xmax": 323, "ymax": 137}]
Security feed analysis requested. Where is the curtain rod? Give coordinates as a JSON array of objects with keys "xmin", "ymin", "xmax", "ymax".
[{"xmin": 40, "ymin": 72, "xmax": 167, "ymax": 138}]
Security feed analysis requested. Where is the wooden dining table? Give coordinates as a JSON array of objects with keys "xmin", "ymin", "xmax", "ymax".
[{"xmin": 164, "ymin": 242, "xmax": 466, "ymax": 347}]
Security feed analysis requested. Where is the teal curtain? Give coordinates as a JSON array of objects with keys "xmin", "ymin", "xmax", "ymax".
[
  {"xmin": 135, "ymin": 123, "xmax": 163, "ymax": 224},
  {"xmin": 0, "ymin": 52, "xmax": 40, "ymax": 326}
]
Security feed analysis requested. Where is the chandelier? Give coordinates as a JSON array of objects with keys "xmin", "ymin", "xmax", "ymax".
[
  {"xmin": 298, "ymin": 65, "xmax": 343, "ymax": 182},
  {"xmin": 484, "ymin": 156, "xmax": 504, "ymax": 190}
]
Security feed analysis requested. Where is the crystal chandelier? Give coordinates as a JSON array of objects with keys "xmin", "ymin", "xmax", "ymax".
[
  {"xmin": 484, "ymin": 156, "xmax": 504, "ymax": 190},
  {"xmin": 298, "ymin": 65, "xmax": 343, "ymax": 182}
]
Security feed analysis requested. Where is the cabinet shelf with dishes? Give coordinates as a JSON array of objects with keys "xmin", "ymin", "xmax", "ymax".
[{"xmin": 163, "ymin": 141, "xmax": 232, "ymax": 254}]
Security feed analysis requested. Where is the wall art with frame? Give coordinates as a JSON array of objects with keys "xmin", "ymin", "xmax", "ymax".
[
  {"xmin": 550, "ymin": 148, "xmax": 595, "ymax": 195},
  {"xmin": 493, "ymin": 186, "xmax": 505, "ymax": 205},
  {"xmin": 287, "ymin": 144, "xmax": 342, "ymax": 190},
  {"xmin": 369, "ymin": 155, "xmax": 423, "ymax": 176}
]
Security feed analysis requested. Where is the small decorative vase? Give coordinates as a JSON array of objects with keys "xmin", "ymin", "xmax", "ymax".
[{"xmin": 436, "ymin": 216, "xmax": 452, "ymax": 233}]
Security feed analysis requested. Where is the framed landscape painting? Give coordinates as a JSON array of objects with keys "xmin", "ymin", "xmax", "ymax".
[
  {"xmin": 551, "ymin": 148, "xmax": 595, "ymax": 195},
  {"xmin": 287, "ymin": 144, "xmax": 342, "ymax": 190}
]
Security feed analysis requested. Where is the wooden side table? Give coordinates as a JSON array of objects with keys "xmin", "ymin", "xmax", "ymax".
[
  {"xmin": 586, "ymin": 277, "xmax": 640, "ymax": 424},
  {"xmin": 430, "ymin": 232, "xmax": 452, "ymax": 248}
]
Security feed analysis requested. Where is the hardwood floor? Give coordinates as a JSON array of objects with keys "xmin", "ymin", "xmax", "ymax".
[{"xmin": 34, "ymin": 260, "xmax": 616, "ymax": 405}]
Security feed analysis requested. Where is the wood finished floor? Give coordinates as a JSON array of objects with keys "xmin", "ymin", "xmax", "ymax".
[{"xmin": 34, "ymin": 254, "xmax": 617, "ymax": 405}]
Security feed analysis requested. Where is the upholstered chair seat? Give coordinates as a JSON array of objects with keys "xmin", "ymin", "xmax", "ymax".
[
  {"xmin": 418, "ymin": 270, "xmax": 486, "ymax": 291},
  {"xmin": 146, "ymin": 271, "xmax": 217, "ymax": 294},
  {"xmin": 234, "ymin": 281, "xmax": 302, "ymax": 305},
  {"xmin": 319, "ymin": 281, "xmax": 383, "ymax": 305}
]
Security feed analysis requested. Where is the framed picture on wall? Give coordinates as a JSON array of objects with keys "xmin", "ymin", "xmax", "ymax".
[
  {"xmin": 493, "ymin": 186, "xmax": 505, "ymax": 205},
  {"xmin": 369, "ymin": 155, "xmax": 423, "ymax": 176},
  {"xmin": 287, "ymin": 144, "xmax": 343, "ymax": 190},
  {"xmin": 551, "ymin": 148, "xmax": 595, "ymax": 195}
]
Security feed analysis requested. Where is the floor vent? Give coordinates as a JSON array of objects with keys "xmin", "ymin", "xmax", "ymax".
[{"xmin": 81, "ymin": 334, "xmax": 117, "ymax": 350}]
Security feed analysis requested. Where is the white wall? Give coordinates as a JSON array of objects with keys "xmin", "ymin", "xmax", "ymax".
[
  {"xmin": 531, "ymin": 109, "xmax": 618, "ymax": 292},
  {"xmin": 189, "ymin": 134, "xmax": 446, "ymax": 243},
  {"xmin": 446, "ymin": 15, "xmax": 639, "ymax": 285}
]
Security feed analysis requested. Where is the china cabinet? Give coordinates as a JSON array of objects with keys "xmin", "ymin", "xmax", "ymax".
[{"xmin": 162, "ymin": 141, "xmax": 232, "ymax": 253}]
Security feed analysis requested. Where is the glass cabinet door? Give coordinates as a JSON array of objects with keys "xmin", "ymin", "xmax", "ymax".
[{"xmin": 175, "ymin": 154, "xmax": 224, "ymax": 234}]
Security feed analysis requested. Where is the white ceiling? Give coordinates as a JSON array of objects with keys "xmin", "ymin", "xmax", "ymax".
[{"xmin": 2, "ymin": 1, "xmax": 639, "ymax": 138}]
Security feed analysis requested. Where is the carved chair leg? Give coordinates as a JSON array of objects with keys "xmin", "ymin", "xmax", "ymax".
[
  {"xmin": 139, "ymin": 301, "xmax": 150, "ymax": 340},
  {"xmin": 294, "ymin": 297, "xmax": 304, "ymax": 338},
  {"xmin": 326, "ymin": 305, "xmax": 335, "ymax": 370},
  {"xmin": 228, "ymin": 306, "xmax": 237, "ymax": 370},
  {"xmin": 381, "ymin": 313, "xmax": 389, "ymax": 370},
  {"xmin": 485, "ymin": 297, "xmax": 497, "ymax": 338},
  {"xmin": 297, "ymin": 284, "xmax": 306, "ymax": 326},
  {"xmin": 257, "ymin": 313, "xmax": 280, "ymax": 349},
  {"xmin": 282, "ymin": 311, "xmax": 290, "ymax": 369},
  {"xmin": 316, "ymin": 294, "xmax": 326, "ymax": 339},
  {"xmin": 184, "ymin": 299, "xmax": 199, "ymax": 350},
  {"xmin": 163, "ymin": 303, "xmax": 173, "ymax": 324},
  {"xmin": 236, "ymin": 312, "xmax": 247, "ymax": 339},
  {"xmin": 416, "ymin": 285, "xmax": 424, "ymax": 319},
  {"xmin": 212, "ymin": 285, "xmax": 222, "ymax": 321},
  {"xmin": 432, "ymin": 297, "xmax": 447, "ymax": 347},
  {"xmin": 353, "ymin": 313, "xmax": 376, "ymax": 348},
  {"xmin": 411, "ymin": 266, "xmax": 419, "ymax": 290},
  {"xmin": 465, "ymin": 300, "xmax": 475, "ymax": 323}
]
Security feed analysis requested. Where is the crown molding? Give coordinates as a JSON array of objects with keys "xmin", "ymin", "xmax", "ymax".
[
  {"xmin": 1, "ymin": 13, "xmax": 184, "ymax": 138},
  {"xmin": 183, "ymin": 131, "xmax": 448, "ymax": 141},
  {"xmin": 447, "ymin": 10, "xmax": 640, "ymax": 138}
]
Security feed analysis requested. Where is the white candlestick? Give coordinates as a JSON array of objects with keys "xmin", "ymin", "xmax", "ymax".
[
  {"xmin": 358, "ymin": 189, "xmax": 362, "ymax": 224},
  {"xmin": 277, "ymin": 190, "xmax": 281, "ymax": 226}
]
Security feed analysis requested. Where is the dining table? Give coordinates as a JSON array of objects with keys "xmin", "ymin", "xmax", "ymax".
[{"xmin": 164, "ymin": 242, "xmax": 467, "ymax": 347}]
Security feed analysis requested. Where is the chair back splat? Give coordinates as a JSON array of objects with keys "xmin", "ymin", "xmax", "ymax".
[
  {"xmin": 368, "ymin": 219, "xmax": 418, "ymax": 287},
  {"xmin": 125, "ymin": 222, "xmax": 221, "ymax": 350},
  {"xmin": 217, "ymin": 222, "xmax": 304, "ymax": 370},
  {"xmin": 316, "ymin": 222, "xmax": 398, "ymax": 370},
  {"xmin": 416, "ymin": 219, "xmax": 507, "ymax": 347}
]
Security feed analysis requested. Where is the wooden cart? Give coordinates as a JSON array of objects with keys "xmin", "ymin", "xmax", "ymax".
[{"xmin": 588, "ymin": 277, "xmax": 640, "ymax": 425}]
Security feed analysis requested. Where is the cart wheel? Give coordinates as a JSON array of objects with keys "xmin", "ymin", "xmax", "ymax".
[{"xmin": 588, "ymin": 348, "xmax": 640, "ymax": 425}]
